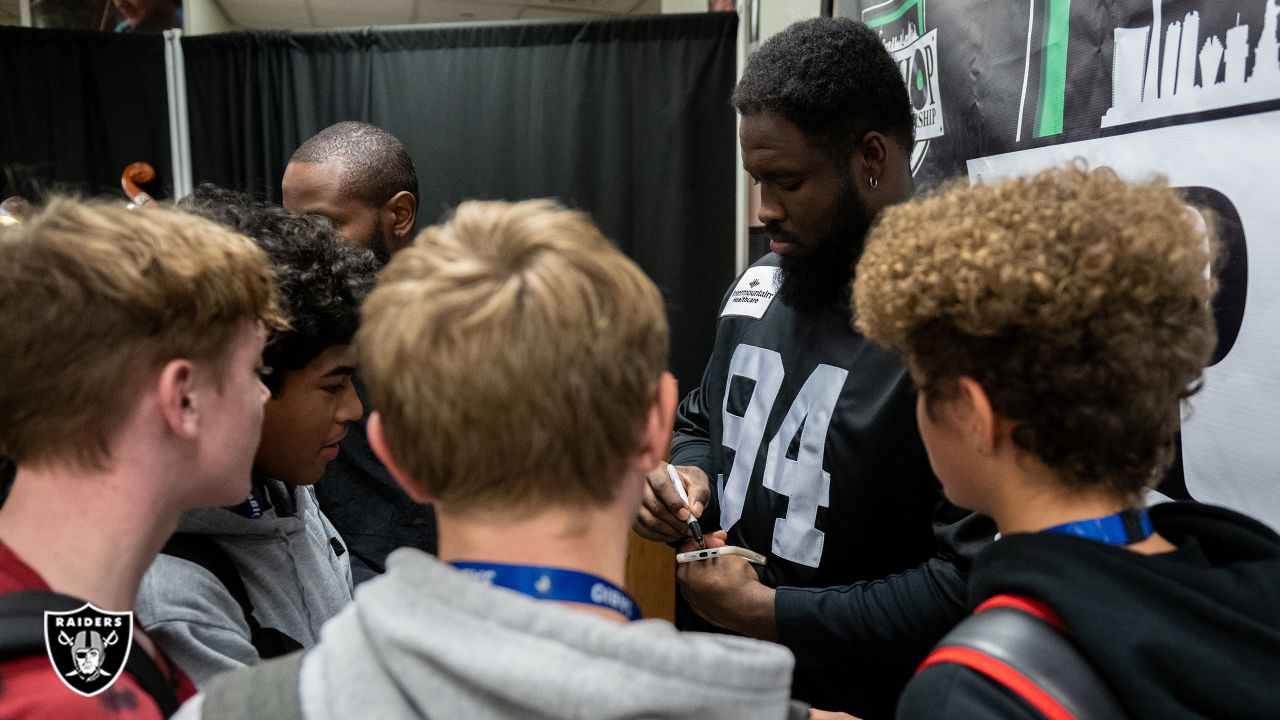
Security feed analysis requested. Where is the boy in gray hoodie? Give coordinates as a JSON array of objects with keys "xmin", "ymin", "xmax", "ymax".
[
  {"xmin": 172, "ymin": 199, "xmax": 800, "ymax": 720},
  {"xmin": 136, "ymin": 187, "xmax": 379, "ymax": 686}
]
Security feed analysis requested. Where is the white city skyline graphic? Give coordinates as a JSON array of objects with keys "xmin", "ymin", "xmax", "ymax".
[
  {"xmin": 1102, "ymin": 0, "xmax": 1280, "ymax": 127},
  {"xmin": 881, "ymin": 22, "xmax": 920, "ymax": 52}
]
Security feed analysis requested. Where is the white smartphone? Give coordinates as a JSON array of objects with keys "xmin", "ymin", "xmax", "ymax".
[{"xmin": 676, "ymin": 545, "xmax": 767, "ymax": 565}]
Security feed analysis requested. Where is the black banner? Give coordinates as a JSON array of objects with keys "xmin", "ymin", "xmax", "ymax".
[{"xmin": 845, "ymin": 0, "xmax": 1280, "ymax": 528}]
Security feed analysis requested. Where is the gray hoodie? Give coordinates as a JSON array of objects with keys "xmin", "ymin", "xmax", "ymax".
[
  {"xmin": 137, "ymin": 479, "xmax": 354, "ymax": 686},
  {"xmin": 175, "ymin": 547, "xmax": 796, "ymax": 720}
]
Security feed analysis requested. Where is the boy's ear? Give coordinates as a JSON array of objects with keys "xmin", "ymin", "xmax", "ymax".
[
  {"xmin": 368, "ymin": 412, "xmax": 433, "ymax": 505},
  {"xmin": 634, "ymin": 372, "xmax": 678, "ymax": 472},
  {"xmin": 157, "ymin": 359, "xmax": 199, "ymax": 440},
  {"xmin": 956, "ymin": 376, "xmax": 997, "ymax": 455}
]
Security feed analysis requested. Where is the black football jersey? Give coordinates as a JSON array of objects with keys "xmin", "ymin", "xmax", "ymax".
[{"xmin": 670, "ymin": 254, "xmax": 942, "ymax": 591}]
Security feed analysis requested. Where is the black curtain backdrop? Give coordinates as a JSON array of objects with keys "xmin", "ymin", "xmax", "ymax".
[
  {"xmin": 0, "ymin": 27, "xmax": 172, "ymax": 200},
  {"xmin": 182, "ymin": 13, "xmax": 740, "ymax": 393}
]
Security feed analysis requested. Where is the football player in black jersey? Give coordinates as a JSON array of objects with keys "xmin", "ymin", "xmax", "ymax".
[{"xmin": 633, "ymin": 17, "xmax": 993, "ymax": 719}]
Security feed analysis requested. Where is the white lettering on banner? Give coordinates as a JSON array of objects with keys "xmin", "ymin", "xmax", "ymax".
[
  {"xmin": 967, "ymin": 111, "xmax": 1280, "ymax": 532},
  {"xmin": 719, "ymin": 344, "xmax": 848, "ymax": 568},
  {"xmin": 722, "ymin": 266, "xmax": 781, "ymax": 319},
  {"xmin": 877, "ymin": 20, "xmax": 946, "ymax": 175},
  {"xmin": 890, "ymin": 28, "xmax": 946, "ymax": 142}
]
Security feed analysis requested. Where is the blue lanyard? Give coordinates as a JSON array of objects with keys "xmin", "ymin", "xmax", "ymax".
[
  {"xmin": 449, "ymin": 561, "xmax": 642, "ymax": 622},
  {"xmin": 1042, "ymin": 508, "xmax": 1154, "ymax": 545},
  {"xmin": 228, "ymin": 493, "xmax": 264, "ymax": 519}
]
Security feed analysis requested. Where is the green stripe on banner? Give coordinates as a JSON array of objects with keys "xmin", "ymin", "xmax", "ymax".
[
  {"xmin": 1035, "ymin": 0, "xmax": 1070, "ymax": 138},
  {"xmin": 863, "ymin": 0, "xmax": 923, "ymax": 33}
]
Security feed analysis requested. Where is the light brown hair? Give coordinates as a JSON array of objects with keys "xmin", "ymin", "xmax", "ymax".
[
  {"xmin": 359, "ymin": 199, "xmax": 668, "ymax": 513},
  {"xmin": 0, "ymin": 198, "xmax": 285, "ymax": 468},
  {"xmin": 853, "ymin": 166, "xmax": 1217, "ymax": 496}
]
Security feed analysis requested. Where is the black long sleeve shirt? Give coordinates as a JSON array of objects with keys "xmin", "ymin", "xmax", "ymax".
[{"xmin": 670, "ymin": 255, "xmax": 992, "ymax": 718}]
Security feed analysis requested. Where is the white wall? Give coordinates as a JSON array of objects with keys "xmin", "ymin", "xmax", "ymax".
[
  {"xmin": 661, "ymin": 0, "xmax": 707, "ymax": 12},
  {"xmin": 185, "ymin": 0, "xmax": 239, "ymax": 34},
  {"xmin": 758, "ymin": 0, "xmax": 820, "ymax": 43},
  {"xmin": 663, "ymin": 0, "xmax": 822, "ymax": 37}
]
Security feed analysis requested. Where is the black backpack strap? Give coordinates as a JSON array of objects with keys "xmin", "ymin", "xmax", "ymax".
[
  {"xmin": 200, "ymin": 649, "xmax": 305, "ymax": 720},
  {"xmin": 0, "ymin": 590, "xmax": 181, "ymax": 717},
  {"xmin": 124, "ymin": 639, "xmax": 183, "ymax": 717},
  {"xmin": 0, "ymin": 455, "xmax": 14, "ymax": 508},
  {"xmin": 161, "ymin": 534, "xmax": 257, "ymax": 630},
  {"xmin": 161, "ymin": 533, "xmax": 303, "ymax": 659},
  {"xmin": 0, "ymin": 590, "xmax": 86, "ymax": 656},
  {"xmin": 917, "ymin": 595, "xmax": 1127, "ymax": 720}
]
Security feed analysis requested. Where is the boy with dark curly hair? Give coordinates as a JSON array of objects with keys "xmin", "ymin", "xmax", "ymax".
[
  {"xmin": 136, "ymin": 187, "xmax": 379, "ymax": 686},
  {"xmin": 854, "ymin": 166, "xmax": 1280, "ymax": 718}
]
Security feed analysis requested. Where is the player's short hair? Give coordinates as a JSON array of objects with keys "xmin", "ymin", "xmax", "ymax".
[
  {"xmin": 854, "ymin": 166, "xmax": 1217, "ymax": 497},
  {"xmin": 0, "ymin": 198, "xmax": 284, "ymax": 468},
  {"xmin": 732, "ymin": 17, "xmax": 914, "ymax": 162},
  {"xmin": 359, "ymin": 199, "xmax": 669, "ymax": 513},
  {"xmin": 290, "ymin": 121, "xmax": 418, "ymax": 208}
]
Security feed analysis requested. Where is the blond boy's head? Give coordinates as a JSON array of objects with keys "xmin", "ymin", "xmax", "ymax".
[
  {"xmin": 359, "ymin": 199, "xmax": 670, "ymax": 514},
  {"xmin": 0, "ymin": 198, "xmax": 284, "ymax": 470}
]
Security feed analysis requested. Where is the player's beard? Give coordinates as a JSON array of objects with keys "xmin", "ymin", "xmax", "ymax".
[
  {"xmin": 368, "ymin": 224, "xmax": 392, "ymax": 267},
  {"xmin": 773, "ymin": 176, "xmax": 873, "ymax": 314}
]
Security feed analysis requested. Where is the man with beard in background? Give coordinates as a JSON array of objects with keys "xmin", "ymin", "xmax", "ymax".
[
  {"xmin": 633, "ymin": 18, "xmax": 993, "ymax": 719},
  {"xmin": 282, "ymin": 122, "xmax": 435, "ymax": 584}
]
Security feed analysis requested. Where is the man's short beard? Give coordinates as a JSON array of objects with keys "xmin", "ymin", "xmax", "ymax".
[
  {"xmin": 368, "ymin": 224, "xmax": 392, "ymax": 266},
  {"xmin": 774, "ymin": 177, "xmax": 873, "ymax": 313}
]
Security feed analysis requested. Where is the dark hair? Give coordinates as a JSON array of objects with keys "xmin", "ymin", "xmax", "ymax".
[
  {"xmin": 732, "ymin": 17, "xmax": 914, "ymax": 162},
  {"xmin": 289, "ymin": 121, "xmax": 419, "ymax": 209},
  {"xmin": 182, "ymin": 185, "xmax": 379, "ymax": 394}
]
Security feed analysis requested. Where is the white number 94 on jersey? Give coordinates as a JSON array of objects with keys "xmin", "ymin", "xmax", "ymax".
[{"xmin": 718, "ymin": 344, "xmax": 847, "ymax": 568}]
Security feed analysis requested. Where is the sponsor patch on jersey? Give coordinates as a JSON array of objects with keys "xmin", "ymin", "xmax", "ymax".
[{"xmin": 721, "ymin": 266, "xmax": 780, "ymax": 319}]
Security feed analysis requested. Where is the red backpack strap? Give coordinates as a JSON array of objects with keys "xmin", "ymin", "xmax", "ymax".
[
  {"xmin": 974, "ymin": 594, "xmax": 1067, "ymax": 633},
  {"xmin": 919, "ymin": 645, "xmax": 1076, "ymax": 720},
  {"xmin": 916, "ymin": 594, "xmax": 1127, "ymax": 720}
]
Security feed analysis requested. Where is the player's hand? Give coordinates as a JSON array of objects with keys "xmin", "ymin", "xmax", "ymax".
[
  {"xmin": 633, "ymin": 464, "xmax": 711, "ymax": 543},
  {"xmin": 676, "ymin": 531, "xmax": 777, "ymax": 641},
  {"xmin": 810, "ymin": 711, "xmax": 860, "ymax": 720},
  {"xmin": 685, "ymin": 530, "xmax": 728, "ymax": 551}
]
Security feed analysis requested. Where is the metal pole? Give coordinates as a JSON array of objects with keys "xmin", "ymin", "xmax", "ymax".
[
  {"xmin": 163, "ymin": 29, "xmax": 194, "ymax": 200},
  {"xmin": 734, "ymin": 0, "xmax": 753, "ymax": 274}
]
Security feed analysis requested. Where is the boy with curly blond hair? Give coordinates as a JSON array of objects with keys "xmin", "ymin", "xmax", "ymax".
[{"xmin": 854, "ymin": 166, "xmax": 1280, "ymax": 718}]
